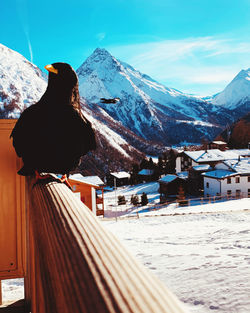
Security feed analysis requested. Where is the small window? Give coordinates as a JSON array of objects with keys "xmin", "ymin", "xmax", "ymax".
[
  {"xmin": 236, "ymin": 189, "xmax": 241, "ymax": 195},
  {"xmin": 235, "ymin": 177, "xmax": 240, "ymax": 183},
  {"xmin": 206, "ymin": 182, "xmax": 209, "ymax": 188},
  {"xmin": 248, "ymin": 176, "xmax": 250, "ymax": 182},
  {"xmin": 248, "ymin": 189, "xmax": 250, "ymax": 195},
  {"xmin": 227, "ymin": 190, "xmax": 231, "ymax": 195},
  {"xmin": 227, "ymin": 177, "xmax": 231, "ymax": 184}
]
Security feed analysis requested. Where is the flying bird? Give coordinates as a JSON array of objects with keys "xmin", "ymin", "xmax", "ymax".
[
  {"xmin": 11, "ymin": 62, "xmax": 96, "ymax": 186},
  {"xmin": 100, "ymin": 97, "xmax": 120, "ymax": 104}
]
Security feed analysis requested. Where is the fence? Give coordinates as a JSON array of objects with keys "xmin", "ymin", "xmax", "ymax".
[{"xmin": 105, "ymin": 191, "xmax": 250, "ymax": 219}]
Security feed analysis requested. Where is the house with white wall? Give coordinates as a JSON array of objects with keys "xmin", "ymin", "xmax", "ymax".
[
  {"xmin": 202, "ymin": 158, "xmax": 250, "ymax": 197},
  {"xmin": 175, "ymin": 149, "xmax": 241, "ymax": 173}
]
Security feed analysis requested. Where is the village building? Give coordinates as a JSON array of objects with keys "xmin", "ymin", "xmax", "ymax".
[
  {"xmin": 202, "ymin": 159, "xmax": 250, "ymax": 197},
  {"xmin": 208, "ymin": 140, "xmax": 227, "ymax": 151},
  {"xmin": 188, "ymin": 164, "xmax": 212, "ymax": 195},
  {"xmin": 106, "ymin": 171, "xmax": 130, "ymax": 187},
  {"xmin": 70, "ymin": 173, "xmax": 105, "ymax": 186},
  {"xmin": 175, "ymin": 149, "xmax": 248, "ymax": 172},
  {"xmin": 69, "ymin": 174, "xmax": 105, "ymax": 216},
  {"xmin": 158, "ymin": 174, "xmax": 188, "ymax": 202},
  {"xmin": 138, "ymin": 169, "xmax": 154, "ymax": 182}
]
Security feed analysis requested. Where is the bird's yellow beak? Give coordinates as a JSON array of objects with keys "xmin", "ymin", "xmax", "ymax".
[{"xmin": 44, "ymin": 64, "xmax": 58, "ymax": 74}]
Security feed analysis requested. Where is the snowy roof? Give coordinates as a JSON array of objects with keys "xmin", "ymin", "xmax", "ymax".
[
  {"xmin": 202, "ymin": 170, "xmax": 236, "ymax": 179},
  {"xmin": 228, "ymin": 149, "xmax": 250, "ymax": 157},
  {"xmin": 110, "ymin": 171, "xmax": 130, "ymax": 179},
  {"xmin": 69, "ymin": 174, "xmax": 104, "ymax": 186},
  {"xmin": 138, "ymin": 169, "xmax": 154, "ymax": 176},
  {"xmin": 159, "ymin": 174, "xmax": 178, "ymax": 184},
  {"xmin": 193, "ymin": 164, "xmax": 212, "ymax": 171},
  {"xmin": 211, "ymin": 140, "xmax": 227, "ymax": 145},
  {"xmin": 223, "ymin": 159, "xmax": 250, "ymax": 175},
  {"xmin": 184, "ymin": 149, "xmax": 238, "ymax": 163},
  {"xmin": 176, "ymin": 171, "xmax": 189, "ymax": 179},
  {"xmin": 203, "ymin": 159, "xmax": 250, "ymax": 179}
]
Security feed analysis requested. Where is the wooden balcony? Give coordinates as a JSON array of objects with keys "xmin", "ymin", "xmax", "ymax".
[{"xmin": 0, "ymin": 120, "xmax": 189, "ymax": 313}]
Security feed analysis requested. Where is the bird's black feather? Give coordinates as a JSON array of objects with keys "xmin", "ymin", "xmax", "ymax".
[{"xmin": 11, "ymin": 62, "xmax": 96, "ymax": 176}]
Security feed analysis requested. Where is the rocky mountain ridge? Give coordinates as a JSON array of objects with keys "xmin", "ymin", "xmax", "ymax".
[{"xmin": 77, "ymin": 48, "xmax": 242, "ymax": 145}]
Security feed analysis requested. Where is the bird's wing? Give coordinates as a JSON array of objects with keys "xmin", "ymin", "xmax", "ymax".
[
  {"xmin": 63, "ymin": 106, "xmax": 96, "ymax": 156},
  {"xmin": 10, "ymin": 105, "xmax": 38, "ymax": 157}
]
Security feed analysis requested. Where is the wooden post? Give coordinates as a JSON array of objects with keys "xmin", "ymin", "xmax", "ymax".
[
  {"xmin": 0, "ymin": 280, "xmax": 2, "ymax": 306},
  {"xmin": 26, "ymin": 176, "xmax": 189, "ymax": 313}
]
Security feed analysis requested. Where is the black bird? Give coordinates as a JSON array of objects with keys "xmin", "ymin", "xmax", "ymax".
[
  {"xmin": 100, "ymin": 97, "xmax": 120, "ymax": 104},
  {"xmin": 11, "ymin": 62, "xmax": 96, "ymax": 185}
]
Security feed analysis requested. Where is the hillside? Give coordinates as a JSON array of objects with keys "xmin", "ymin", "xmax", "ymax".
[{"xmin": 216, "ymin": 112, "xmax": 250, "ymax": 148}]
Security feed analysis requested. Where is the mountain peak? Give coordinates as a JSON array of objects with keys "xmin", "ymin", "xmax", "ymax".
[
  {"xmin": 76, "ymin": 47, "xmax": 119, "ymax": 78},
  {"xmin": 233, "ymin": 68, "xmax": 250, "ymax": 81},
  {"xmin": 211, "ymin": 68, "xmax": 250, "ymax": 109},
  {"xmin": 81, "ymin": 47, "xmax": 114, "ymax": 66},
  {"xmin": 92, "ymin": 47, "xmax": 112, "ymax": 57}
]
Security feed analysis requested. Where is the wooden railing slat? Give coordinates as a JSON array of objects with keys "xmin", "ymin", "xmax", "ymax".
[{"xmin": 26, "ymin": 176, "xmax": 189, "ymax": 313}]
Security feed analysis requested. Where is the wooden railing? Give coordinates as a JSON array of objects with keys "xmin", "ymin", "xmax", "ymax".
[{"xmin": 25, "ymin": 175, "xmax": 189, "ymax": 313}]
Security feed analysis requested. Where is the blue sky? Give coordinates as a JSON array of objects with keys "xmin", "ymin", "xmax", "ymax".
[{"xmin": 1, "ymin": 0, "xmax": 250, "ymax": 96}]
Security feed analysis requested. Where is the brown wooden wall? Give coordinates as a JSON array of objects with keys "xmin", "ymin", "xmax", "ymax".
[{"xmin": 0, "ymin": 119, "xmax": 26, "ymax": 280}]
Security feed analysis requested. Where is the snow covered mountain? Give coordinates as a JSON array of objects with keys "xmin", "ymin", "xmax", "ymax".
[
  {"xmin": 0, "ymin": 43, "xmax": 148, "ymax": 175},
  {"xmin": 0, "ymin": 43, "xmax": 47, "ymax": 118},
  {"xmin": 211, "ymin": 68, "xmax": 250, "ymax": 115},
  {"xmin": 77, "ymin": 48, "xmax": 234, "ymax": 145},
  {"xmin": 1, "ymin": 43, "xmax": 248, "ymax": 166}
]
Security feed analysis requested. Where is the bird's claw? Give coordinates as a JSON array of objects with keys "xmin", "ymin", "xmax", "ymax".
[
  {"xmin": 59, "ymin": 174, "xmax": 73, "ymax": 190},
  {"xmin": 33, "ymin": 171, "xmax": 72, "ymax": 190}
]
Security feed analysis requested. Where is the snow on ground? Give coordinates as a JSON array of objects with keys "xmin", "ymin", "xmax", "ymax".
[
  {"xmin": 103, "ymin": 182, "xmax": 160, "ymax": 218},
  {"xmin": 1, "ymin": 278, "xmax": 24, "ymax": 303},
  {"xmin": 102, "ymin": 198, "xmax": 250, "ymax": 313}
]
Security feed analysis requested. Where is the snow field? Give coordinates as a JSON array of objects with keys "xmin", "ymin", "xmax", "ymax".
[{"xmin": 103, "ymin": 209, "xmax": 250, "ymax": 313}]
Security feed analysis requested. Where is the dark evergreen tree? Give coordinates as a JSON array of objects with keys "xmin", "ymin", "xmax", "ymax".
[
  {"xmin": 141, "ymin": 192, "xmax": 148, "ymax": 206},
  {"xmin": 148, "ymin": 157, "xmax": 154, "ymax": 170},
  {"xmin": 131, "ymin": 194, "xmax": 139, "ymax": 205},
  {"xmin": 118, "ymin": 195, "xmax": 126, "ymax": 205},
  {"xmin": 130, "ymin": 163, "xmax": 140, "ymax": 185},
  {"xmin": 158, "ymin": 156, "xmax": 163, "ymax": 175},
  {"xmin": 140, "ymin": 158, "xmax": 149, "ymax": 169},
  {"xmin": 167, "ymin": 148, "xmax": 177, "ymax": 173}
]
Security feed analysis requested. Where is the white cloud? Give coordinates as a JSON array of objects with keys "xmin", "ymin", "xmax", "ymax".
[
  {"xmin": 96, "ymin": 32, "xmax": 106, "ymax": 41},
  {"xmin": 109, "ymin": 36, "xmax": 250, "ymax": 95}
]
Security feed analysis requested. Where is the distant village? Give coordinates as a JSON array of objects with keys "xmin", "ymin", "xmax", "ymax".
[{"xmin": 69, "ymin": 140, "xmax": 250, "ymax": 215}]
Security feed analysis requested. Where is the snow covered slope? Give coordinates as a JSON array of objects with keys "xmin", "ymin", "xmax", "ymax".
[
  {"xmin": 0, "ymin": 43, "xmax": 47, "ymax": 118},
  {"xmin": 211, "ymin": 68, "xmax": 250, "ymax": 110},
  {"xmin": 78, "ymin": 100, "xmax": 146, "ymax": 176},
  {"xmin": 77, "ymin": 48, "xmax": 233, "ymax": 144}
]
